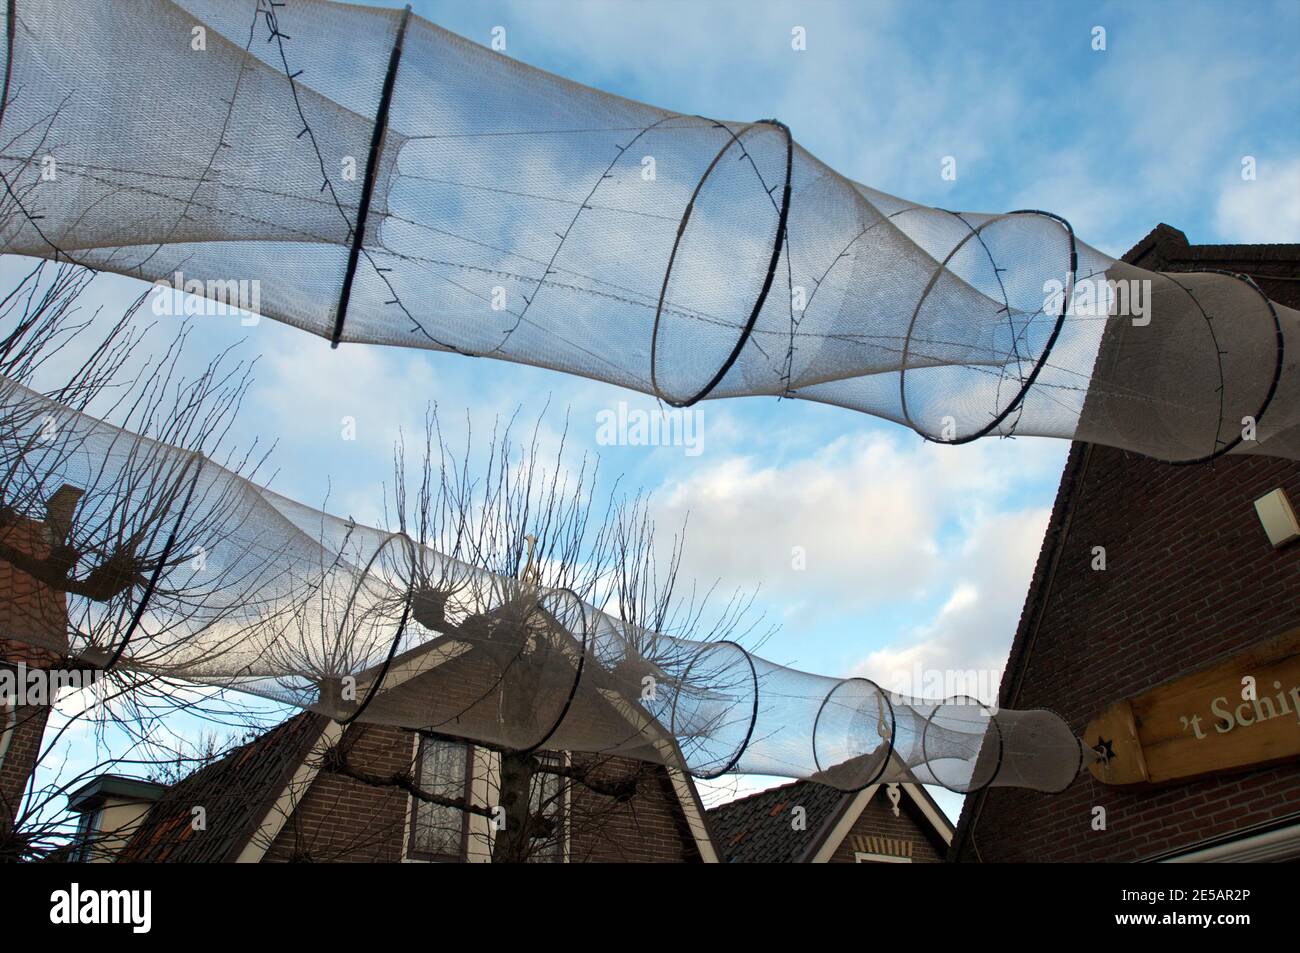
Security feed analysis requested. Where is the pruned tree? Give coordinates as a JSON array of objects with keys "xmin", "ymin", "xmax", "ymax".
[
  {"xmin": 301, "ymin": 408, "xmax": 769, "ymax": 863},
  {"xmin": 0, "ymin": 259, "xmax": 284, "ymax": 862}
]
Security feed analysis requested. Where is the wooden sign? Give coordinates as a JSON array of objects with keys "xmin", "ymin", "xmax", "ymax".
[{"xmin": 1086, "ymin": 628, "xmax": 1300, "ymax": 786}]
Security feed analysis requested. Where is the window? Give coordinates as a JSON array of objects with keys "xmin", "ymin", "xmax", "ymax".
[
  {"xmin": 854, "ymin": 851, "xmax": 912, "ymax": 863},
  {"xmin": 408, "ymin": 736, "xmax": 471, "ymax": 861},
  {"xmin": 70, "ymin": 807, "xmax": 101, "ymax": 863},
  {"xmin": 526, "ymin": 752, "xmax": 565, "ymax": 863}
]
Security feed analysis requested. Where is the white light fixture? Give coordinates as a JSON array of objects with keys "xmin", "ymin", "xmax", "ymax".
[{"xmin": 1254, "ymin": 488, "xmax": 1300, "ymax": 548}]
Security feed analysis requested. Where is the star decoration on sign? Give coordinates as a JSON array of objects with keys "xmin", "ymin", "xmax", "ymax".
[{"xmin": 1093, "ymin": 737, "xmax": 1115, "ymax": 765}]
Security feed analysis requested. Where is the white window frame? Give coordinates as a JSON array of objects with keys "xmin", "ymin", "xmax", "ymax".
[
  {"xmin": 404, "ymin": 734, "xmax": 472, "ymax": 863},
  {"xmin": 854, "ymin": 851, "xmax": 912, "ymax": 863},
  {"xmin": 526, "ymin": 750, "xmax": 569, "ymax": 864}
]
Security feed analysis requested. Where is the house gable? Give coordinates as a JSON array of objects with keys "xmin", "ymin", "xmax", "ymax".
[
  {"xmin": 114, "ymin": 713, "xmax": 711, "ymax": 863},
  {"xmin": 819, "ymin": 785, "xmax": 951, "ymax": 863},
  {"xmin": 708, "ymin": 777, "xmax": 951, "ymax": 863},
  {"xmin": 120, "ymin": 713, "xmax": 327, "ymax": 863}
]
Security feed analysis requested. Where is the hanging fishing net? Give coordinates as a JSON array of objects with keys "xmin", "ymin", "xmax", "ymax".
[
  {"xmin": 0, "ymin": 0, "xmax": 1295, "ymax": 464},
  {"xmin": 0, "ymin": 373, "xmax": 1084, "ymax": 793}
]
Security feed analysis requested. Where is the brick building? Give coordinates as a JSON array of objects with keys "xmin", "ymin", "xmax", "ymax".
[
  {"xmin": 69, "ymin": 712, "xmax": 719, "ymax": 863},
  {"xmin": 0, "ymin": 477, "xmax": 714, "ymax": 863},
  {"xmin": 951, "ymin": 226, "xmax": 1300, "ymax": 863},
  {"xmin": 0, "ymin": 486, "xmax": 78, "ymax": 846},
  {"xmin": 708, "ymin": 770, "xmax": 952, "ymax": 863}
]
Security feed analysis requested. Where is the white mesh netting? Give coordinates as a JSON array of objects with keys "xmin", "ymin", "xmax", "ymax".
[
  {"xmin": 0, "ymin": 372, "xmax": 1083, "ymax": 793},
  {"xmin": 0, "ymin": 0, "xmax": 1296, "ymax": 464}
]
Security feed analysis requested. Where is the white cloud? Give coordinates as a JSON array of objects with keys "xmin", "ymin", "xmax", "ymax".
[
  {"xmin": 1215, "ymin": 157, "xmax": 1300, "ymax": 244},
  {"xmin": 851, "ymin": 504, "xmax": 1051, "ymax": 705},
  {"xmin": 651, "ymin": 429, "xmax": 1062, "ymax": 621}
]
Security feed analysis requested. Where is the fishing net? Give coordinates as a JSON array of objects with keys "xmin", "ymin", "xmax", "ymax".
[
  {"xmin": 0, "ymin": 0, "xmax": 1295, "ymax": 463},
  {"xmin": 0, "ymin": 374, "xmax": 1083, "ymax": 793}
]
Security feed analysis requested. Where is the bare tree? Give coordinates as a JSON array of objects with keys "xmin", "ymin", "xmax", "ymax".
[
  {"xmin": 0, "ymin": 256, "xmax": 768, "ymax": 864},
  {"xmin": 304, "ymin": 408, "xmax": 769, "ymax": 863},
  {"xmin": 0, "ymin": 260, "xmax": 284, "ymax": 862}
]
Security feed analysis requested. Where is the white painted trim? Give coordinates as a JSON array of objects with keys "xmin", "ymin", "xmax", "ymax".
[
  {"xmin": 803, "ymin": 778, "xmax": 954, "ymax": 863},
  {"xmin": 1161, "ymin": 822, "xmax": 1300, "ymax": 863},
  {"xmin": 902, "ymin": 784, "xmax": 954, "ymax": 845},
  {"xmin": 665, "ymin": 765, "xmax": 720, "ymax": 864},
  {"xmin": 596, "ymin": 687, "xmax": 719, "ymax": 863},
  {"xmin": 400, "ymin": 731, "xmax": 423, "ymax": 863},
  {"xmin": 553, "ymin": 750, "xmax": 573, "ymax": 864},
  {"xmin": 467, "ymin": 746, "xmax": 498, "ymax": 862},
  {"xmin": 854, "ymin": 851, "xmax": 912, "ymax": 863},
  {"xmin": 234, "ymin": 718, "xmax": 342, "ymax": 863},
  {"xmin": 558, "ymin": 750, "xmax": 572, "ymax": 864},
  {"xmin": 806, "ymin": 780, "xmax": 952, "ymax": 862},
  {"xmin": 358, "ymin": 639, "xmax": 471, "ymax": 696},
  {"xmin": 809, "ymin": 785, "xmax": 878, "ymax": 863}
]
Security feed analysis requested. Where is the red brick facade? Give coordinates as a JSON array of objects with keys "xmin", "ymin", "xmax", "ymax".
[
  {"xmin": 568, "ymin": 754, "xmax": 702, "ymax": 862},
  {"xmin": 826, "ymin": 792, "xmax": 947, "ymax": 863},
  {"xmin": 952, "ymin": 227, "xmax": 1300, "ymax": 862},
  {"xmin": 0, "ymin": 509, "xmax": 70, "ymax": 836},
  {"xmin": 260, "ymin": 722, "xmax": 705, "ymax": 863},
  {"xmin": 264, "ymin": 723, "xmax": 412, "ymax": 863},
  {"xmin": 0, "ymin": 703, "xmax": 51, "ymax": 833}
]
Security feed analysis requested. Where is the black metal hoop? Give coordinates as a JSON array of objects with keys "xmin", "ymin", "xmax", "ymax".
[
  {"xmin": 899, "ymin": 209, "xmax": 1076, "ymax": 445},
  {"xmin": 650, "ymin": 118, "xmax": 793, "ymax": 408},
  {"xmin": 669, "ymin": 639, "xmax": 759, "ymax": 781},
  {"xmin": 810, "ymin": 676, "xmax": 896, "ymax": 793},
  {"xmin": 920, "ymin": 695, "xmax": 1004, "ymax": 794}
]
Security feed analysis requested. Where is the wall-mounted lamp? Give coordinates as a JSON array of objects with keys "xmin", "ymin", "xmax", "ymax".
[{"xmin": 1254, "ymin": 488, "xmax": 1300, "ymax": 549}]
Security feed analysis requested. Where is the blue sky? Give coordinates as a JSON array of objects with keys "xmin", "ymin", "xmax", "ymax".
[{"xmin": 29, "ymin": 0, "xmax": 1300, "ymax": 820}]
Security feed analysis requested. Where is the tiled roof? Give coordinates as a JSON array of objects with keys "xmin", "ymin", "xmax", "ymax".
[
  {"xmin": 119, "ymin": 712, "xmax": 326, "ymax": 863},
  {"xmin": 706, "ymin": 779, "xmax": 848, "ymax": 863}
]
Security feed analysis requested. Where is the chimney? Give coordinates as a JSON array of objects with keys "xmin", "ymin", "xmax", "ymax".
[{"xmin": 44, "ymin": 484, "xmax": 83, "ymax": 543}]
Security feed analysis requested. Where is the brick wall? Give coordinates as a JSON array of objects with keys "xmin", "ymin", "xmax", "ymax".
[
  {"xmin": 568, "ymin": 753, "xmax": 701, "ymax": 863},
  {"xmin": 0, "ymin": 703, "xmax": 51, "ymax": 831},
  {"xmin": 0, "ymin": 513, "xmax": 69, "ymax": 834},
  {"xmin": 262, "ymin": 723, "xmax": 703, "ymax": 862},
  {"xmin": 264, "ymin": 722, "xmax": 411, "ymax": 863},
  {"xmin": 827, "ymin": 790, "xmax": 946, "ymax": 863},
  {"xmin": 956, "ymin": 446, "xmax": 1300, "ymax": 862}
]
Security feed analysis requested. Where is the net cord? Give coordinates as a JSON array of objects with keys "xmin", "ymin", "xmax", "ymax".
[
  {"xmin": 0, "ymin": 0, "xmax": 13, "ymax": 137},
  {"xmin": 516, "ymin": 588, "xmax": 590, "ymax": 756},
  {"xmin": 667, "ymin": 639, "xmax": 760, "ymax": 780},
  {"xmin": 335, "ymin": 530, "xmax": 416, "ymax": 725},
  {"xmin": 920, "ymin": 694, "xmax": 1002, "ymax": 795},
  {"xmin": 1161, "ymin": 268, "xmax": 1285, "ymax": 466}
]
